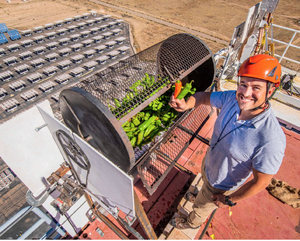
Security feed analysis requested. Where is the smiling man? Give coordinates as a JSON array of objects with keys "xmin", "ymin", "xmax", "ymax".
[{"xmin": 169, "ymin": 54, "xmax": 286, "ymax": 229}]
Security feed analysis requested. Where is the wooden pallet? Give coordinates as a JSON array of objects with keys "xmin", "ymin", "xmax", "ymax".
[{"xmin": 158, "ymin": 173, "xmax": 204, "ymax": 240}]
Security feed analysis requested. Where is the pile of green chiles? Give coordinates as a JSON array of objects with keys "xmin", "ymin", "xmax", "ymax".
[
  {"xmin": 122, "ymin": 79, "xmax": 196, "ymax": 148},
  {"xmin": 109, "ymin": 73, "xmax": 170, "ymax": 118}
]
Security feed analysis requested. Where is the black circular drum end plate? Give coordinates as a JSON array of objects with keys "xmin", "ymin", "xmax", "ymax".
[{"xmin": 59, "ymin": 87, "xmax": 135, "ymax": 173}]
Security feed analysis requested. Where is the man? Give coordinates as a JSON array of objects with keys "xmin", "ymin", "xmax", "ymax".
[{"xmin": 169, "ymin": 54, "xmax": 286, "ymax": 229}]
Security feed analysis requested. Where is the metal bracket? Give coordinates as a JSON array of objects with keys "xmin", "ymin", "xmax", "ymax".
[
  {"xmin": 117, "ymin": 216, "xmax": 144, "ymax": 240},
  {"xmin": 125, "ymin": 211, "xmax": 137, "ymax": 226},
  {"xmin": 26, "ymin": 166, "xmax": 67, "ymax": 207},
  {"xmin": 35, "ymin": 123, "xmax": 47, "ymax": 132},
  {"xmin": 94, "ymin": 200, "xmax": 119, "ymax": 220},
  {"xmin": 26, "ymin": 184, "xmax": 56, "ymax": 207},
  {"xmin": 84, "ymin": 193, "xmax": 129, "ymax": 240},
  {"xmin": 95, "ymin": 227, "xmax": 105, "ymax": 237},
  {"xmin": 86, "ymin": 208, "xmax": 96, "ymax": 222}
]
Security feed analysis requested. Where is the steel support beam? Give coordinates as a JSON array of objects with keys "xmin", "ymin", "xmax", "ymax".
[{"xmin": 134, "ymin": 191, "xmax": 157, "ymax": 240}]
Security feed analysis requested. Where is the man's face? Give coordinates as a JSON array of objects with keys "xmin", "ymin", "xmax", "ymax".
[{"xmin": 236, "ymin": 77, "xmax": 274, "ymax": 111}]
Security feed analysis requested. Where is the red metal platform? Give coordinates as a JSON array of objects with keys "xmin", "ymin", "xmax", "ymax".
[{"xmin": 79, "ymin": 111, "xmax": 300, "ymax": 239}]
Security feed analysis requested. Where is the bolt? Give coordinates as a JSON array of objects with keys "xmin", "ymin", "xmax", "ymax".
[{"xmin": 35, "ymin": 123, "xmax": 47, "ymax": 132}]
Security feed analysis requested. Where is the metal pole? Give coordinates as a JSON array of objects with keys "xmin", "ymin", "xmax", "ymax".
[
  {"xmin": 134, "ymin": 191, "xmax": 157, "ymax": 240},
  {"xmin": 279, "ymin": 32, "xmax": 297, "ymax": 63},
  {"xmin": 116, "ymin": 216, "xmax": 144, "ymax": 240},
  {"xmin": 32, "ymin": 207, "xmax": 66, "ymax": 237},
  {"xmin": 84, "ymin": 193, "xmax": 129, "ymax": 240},
  {"xmin": 199, "ymin": 208, "xmax": 217, "ymax": 240}
]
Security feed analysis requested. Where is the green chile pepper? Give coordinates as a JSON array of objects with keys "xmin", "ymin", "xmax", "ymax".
[
  {"xmin": 138, "ymin": 115, "xmax": 157, "ymax": 131},
  {"xmin": 122, "ymin": 121, "xmax": 129, "ymax": 128},
  {"xmin": 155, "ymin": 119, "xmax": 161, "ymax": 126},
  {"xmin": 144, "ymin": 124, "xmax": 156, "ymax": 137},
  {"xmin": 124, "ymin": 127, "xmax": 137, "ymax": 133},
  {"xmin": 157, "ymin": 102, "xmax": 163, "ymax": 110},
  {"xmin": 130, "ymin": 136, "xmax": 137, "ymax": 146},
  {"xmin": 123, "ymin": 126, "xmax": 131, "ymax": 132},
  {"xmin": 138, "ymin": 112, "xmax": 145, "ymax": 117},
  {"xmin": 137, "ymin": 131, "xmax": 144, "ymax": 145},
  {"xmin": 148, "ymin": 126, "xmax": 164, "ymax": 140},
  {"xmin": 114, "ymin": 98, "xmax": 121, "ymax": 108},
  {"xmin": 177, "ymin": 80, "xmax": 194, "ymax": 100},
  {"xmin": 162, "ymin": 116, "xmax": 170, "ymax": 122},
  {"xmin": 190, "ymin": 87, "xmax": 197, "ymax": 95},
  {"xmin": 133, "ymin": 118, "xmax": 140, "ymax": 126}
]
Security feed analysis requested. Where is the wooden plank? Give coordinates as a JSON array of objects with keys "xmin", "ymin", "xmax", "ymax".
[
  {"xmin": 163, "ymin": 173, "xmax": 204, "ymax": 240},
  {"xmin": 177, "ymin": 173, "xmax": 202, "ymax": 211},
  {"xmin": 167, "ymin": 227, "xmax": 190, "ymax": 240},
  {"xmin": 158, "ymin": 233, "xmax": 166, "ymax": 240}
]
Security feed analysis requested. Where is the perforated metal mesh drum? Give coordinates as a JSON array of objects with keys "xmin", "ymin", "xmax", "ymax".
[
  {"xmin": 74, "ymin": 33, "xmax": 215, "ymax": 122},
  {"xmin": 60, "ymin": 33, "xmax": 215, "ymax": 193}
]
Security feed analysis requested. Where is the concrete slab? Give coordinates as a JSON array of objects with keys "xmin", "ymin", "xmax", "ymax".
[
  {"xmin": 160, "ymin": 174, "xmax": 203, "ymax": 240},
  {"xmin": 167, "ymin": 227, "xmax": 190, "ymax": 240},
  {"xmin": 270, "ymin": 98, "xmax": 300, "ymax": 130},
  {"xmin": 158, "ymin": 233, "xmax": 166, "ymax": 239}
]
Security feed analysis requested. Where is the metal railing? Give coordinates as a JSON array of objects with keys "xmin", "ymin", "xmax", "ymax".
[
  {"xmin": 270, "ymin": 24, "xmax": 300, "ymax": 65},
  {"xmin": 0, "ymin": 206, "xmax": 66, "ymax": 240}
]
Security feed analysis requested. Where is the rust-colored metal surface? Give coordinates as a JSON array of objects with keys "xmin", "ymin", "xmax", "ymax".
[
  {"xmin": 46, "ymin": 164, "xmax": 70, "ymax": 185},
  {"xmin": 78, "ymin": 219, "xmax": 122, "ymax": 240},
  {"xmin": 83, "ymin": 193, "xmax": 129, "ymax": 240},
  {"xmin": 132, "ymin": 167, "xmax": 191, "ymax": 238},
  {"xmin": 137, "ymin": 104, "xmax": 213, "ymax": 195},
  {"xmin": 78, "ymin": 110, "xmax": 300, "ymax": 239},
  {"xmin": 193, "ymin": 126, "xmax": 300, "ymax": 240},
  {"xmin": 133, "ymin": 191, "xmax": 157, "ymax": 239}
]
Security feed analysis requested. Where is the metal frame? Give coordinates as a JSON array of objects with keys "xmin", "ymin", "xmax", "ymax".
[
  {"xmin": 270, "ymin": 24, "xmax": 300, "ymax": 65},
  {"xmin": 76, "ymin": 33, "xmax": 215, "ymax": 122},
  {"xmin": 136, "ymin": 104, "xmax": 214, "ymax": 195},
  {"xmin": 0, "ymin": 206, "xmax": 66, "ymax": 239},
  {"xmin": 84, "ymin": 191, "xmax": 157, "ymax": 240},
  {"xmin": 62, "ymin": 33, "xmax": 216, "ymax": 195}
]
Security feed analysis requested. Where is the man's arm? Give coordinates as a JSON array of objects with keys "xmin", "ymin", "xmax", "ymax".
[
  {"xmin": 213, "ymin": 168, "xmax": 274, "ymax": 207},
  {"xmin": 169, "ymin": 92, "xmax": 212, "ymax": 112}
]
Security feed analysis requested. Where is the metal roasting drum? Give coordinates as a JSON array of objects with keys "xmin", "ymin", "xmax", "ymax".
[{"xmin": 60, "ymin": 33, "xmax": 216, "ymax": 194}]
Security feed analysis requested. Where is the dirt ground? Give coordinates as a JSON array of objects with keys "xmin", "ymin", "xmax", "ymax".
[{"xmin": 0, "ymin": 0, "xmax": 299, "ymax": 65}]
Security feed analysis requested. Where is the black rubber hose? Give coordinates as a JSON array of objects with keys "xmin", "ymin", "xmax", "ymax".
[{"xmin": 199, "ymin": 208, "xmax": 217, "ymax": 240}]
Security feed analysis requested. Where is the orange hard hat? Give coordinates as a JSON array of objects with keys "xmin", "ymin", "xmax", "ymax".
[{"xmin": 238, "ymin": 54, "xmax": 281, "ymax": 86}]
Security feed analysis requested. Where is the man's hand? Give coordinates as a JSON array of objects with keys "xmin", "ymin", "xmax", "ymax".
[
  {"xmin": 169, "ymin": 94, "xmax": 188, "ymax": 112},
  {"xmin": 212, "ymin": 194, "xmax": 227, "ymax": 208},
  {"xmin": 169, "ymin": 92, "xmax": 212, "ymax": 112}
]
